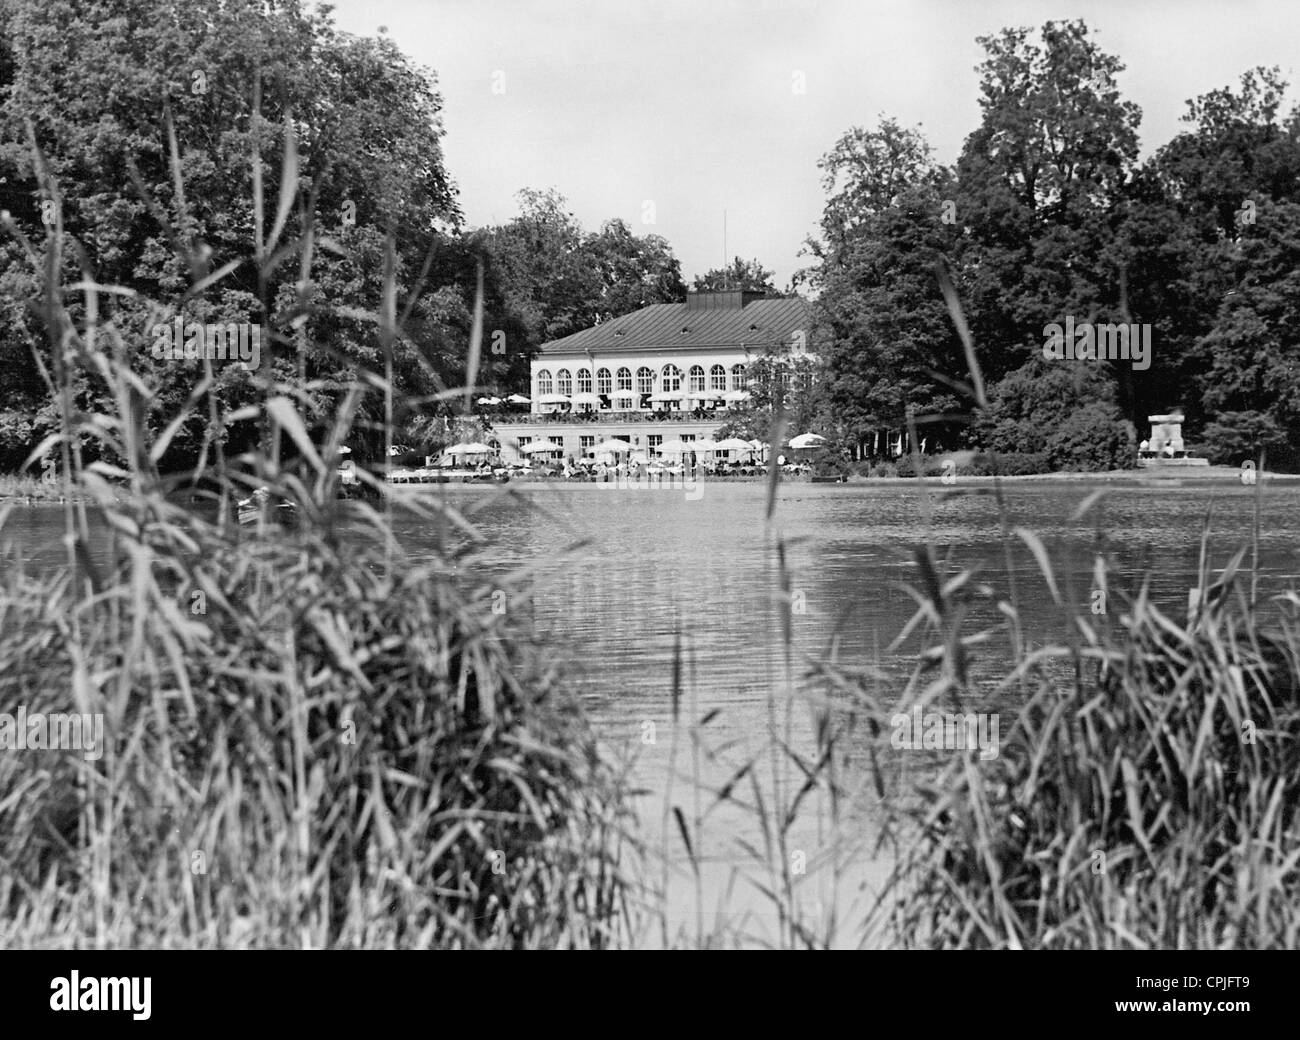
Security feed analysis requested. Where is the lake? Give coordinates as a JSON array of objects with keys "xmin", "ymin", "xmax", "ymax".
[{"xmin": 7, "ymin": 475, "xmax": 1300, "ymax": 944}]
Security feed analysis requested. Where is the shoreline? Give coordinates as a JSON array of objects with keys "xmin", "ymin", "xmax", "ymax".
[{"xmin": 1, "ymin": 464, "xmax": 1293, "ymax": 507}]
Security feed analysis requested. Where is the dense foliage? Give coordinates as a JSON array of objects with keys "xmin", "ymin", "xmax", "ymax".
[{"xmin": 809, "ymin": 20, "xmax": 1300, "ymax": 470}]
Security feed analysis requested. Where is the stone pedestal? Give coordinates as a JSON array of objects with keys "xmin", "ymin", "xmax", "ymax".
[
  {"xmin": 1138, "ymin": 410, "xmax": 1208, "ymax": 467},
  {"xmin": 1147, "ymin": 413, "xmax": 1185, "ymax": 455}
]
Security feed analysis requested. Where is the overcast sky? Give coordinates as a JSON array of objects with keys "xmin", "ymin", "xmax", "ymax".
[{"xmin": 327, "ymin": 0, "xmax": 1300, "ymax": 288}]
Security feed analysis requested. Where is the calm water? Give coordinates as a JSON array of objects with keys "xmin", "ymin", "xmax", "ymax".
[{"xmin": 7, "ymin": 477, "xmax": 1300, "ymax": 943}]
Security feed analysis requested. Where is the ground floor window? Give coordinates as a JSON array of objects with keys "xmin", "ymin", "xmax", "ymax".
[{"xmin": 579, "ymin": 435, "xmax": 595, "ymax": 453}]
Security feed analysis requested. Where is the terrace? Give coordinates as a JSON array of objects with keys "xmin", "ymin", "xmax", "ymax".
[{"xmin": 488, "ymin": 408, "xmax": 741, "ymax": 426}]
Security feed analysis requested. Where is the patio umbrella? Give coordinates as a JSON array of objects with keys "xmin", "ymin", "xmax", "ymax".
[
  {"xmin": 722, "ymin": 389, "xmax": 751, "ymax": 403},
  {"xmin": 570, "ymin": 392, "xmax": 601, "ymax": 407},
  {"xmin": 475, "ymin": 396, "xmax": 501, "ymax": 405},
  {"xmin": 650, "ymin": 389, "xmax": 686, "ymax": 401},
  {"xmin": 693, "ymin": 438, "xmax": 720, "ymax": 451},
  {"xmin": 610, "ymin": 388, "xmax": 637, "ymax": 400},
  {"xmin": 520, "ymin": 441, "xmax": 559, "ymax": 454},
  {"xmin": 507, "ymin": 394, "xmax": 531, "ymax": 404},
  {"xmin": 538, "ymin": 393, "xmax": 571, "ymax": 405},
  {"xmin": 789, "ymin": 433, "xmax": 827, "ymax": 449},
  {"xmin": 657, "ymin": 438, "xmax": 690, "ymax": 454},
  {"xmin": 713, "ymin": 437, "xmax": 753, "ymax": 452},
  {"xmin": 456, "ymin": 442, "xmax": 493, "ymax": 454},
  {"xmin": 592, "ymin": 438, "xmax": 634, "ymax": 453}
]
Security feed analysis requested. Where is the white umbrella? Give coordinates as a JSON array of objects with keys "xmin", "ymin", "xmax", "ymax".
[
  {"xmin": 507, "ymin": 393, "xmax": 531, "ymax": 404},
  {"xmin": 520, "ymin": 441, "xmax": 559, "ymax": 454},
  {"xmin": 657, "ymin": 438, "xmax": 690, "ymax": 454},
  {"xmin": 693, "ymin": 438, "xmax": 720, "ymax": 451},
  {"xmin": 538, "ymin": 393, "xmax": 571, "ymax": 405},
  {"xmin": 650, "ymin": 389, "xmax": 686, "ymax": 401},
  {"xmin": 570, "ymin": 392, "xmax": 601, "ymax": 406},
  {"xmin": 592, "ymin": 438, "xmax": 634, "ymax": 453},
  {"xmin": 610, "ymin": 388, "xmax": 637, "ymax": 400},
  {"xmin": 458, "ymin": 442, "xmax": 493, "ymax": 454},
  {"xmin": 475, "ymin": 396, "xmax": 501, "ymax": 405},
  {"xmin": 714, "ymin": 437, "xmax": 753, "ymax": 452},
  {"xmin": 722, "ymin": 389, "xmax": 751, "ymax": 403},
  {"xmin": 789, "ymin": 433, "xmax": 827, "ymax": 449}
]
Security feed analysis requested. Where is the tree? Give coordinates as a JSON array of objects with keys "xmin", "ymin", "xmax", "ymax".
[
  {"xmin": 691, "ymin": 257, "xmax": 777, "ymax": 294},
  {"xmin": 0, "ymin": 0, "xmax": 463, "ymax": 469},
  {"xmin": 475, "ymin": 190, "xmax": 684, "ymax": 346}
]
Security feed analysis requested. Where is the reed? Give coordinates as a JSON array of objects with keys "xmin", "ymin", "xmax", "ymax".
[{"xmin": 0, "ymin": 126, "xmax": 632, "ymax": 949}]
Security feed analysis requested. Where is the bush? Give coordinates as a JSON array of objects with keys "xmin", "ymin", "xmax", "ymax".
[
  {"xmin": 895, "ymin": 455, "xmax": 946, "ymax": 478},
  {"xmin": 965, "ymin": 451, "xmax": 1052, "ymax": 476},
  {"xmin": 1200, "ymin": 410, "xmax": 1289, "ymax": 466},
  {"xmin": 1044, "ymin": 404, "xmax": 1136, "ymax": 472}
]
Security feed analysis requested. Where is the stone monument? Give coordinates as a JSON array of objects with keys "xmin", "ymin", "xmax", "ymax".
[{"xmin": 1137, "ymin": 409, "xmax": 1208, "ymax": 467}]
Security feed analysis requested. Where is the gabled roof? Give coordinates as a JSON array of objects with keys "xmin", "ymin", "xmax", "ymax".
[{"xmin": 539, "ymin": 296, "xmax": 814, "ymax": 356}]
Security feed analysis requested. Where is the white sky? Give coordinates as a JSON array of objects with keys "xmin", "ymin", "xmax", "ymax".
[{"xmin": 326, "ymin": 0, "xmax": 1300, "ymax": 287}]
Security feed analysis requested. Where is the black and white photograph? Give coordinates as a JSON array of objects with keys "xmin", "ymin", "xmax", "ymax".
[{"xmin": 0, "ymin": 0, "xmax": 1296, "ymax": 992}]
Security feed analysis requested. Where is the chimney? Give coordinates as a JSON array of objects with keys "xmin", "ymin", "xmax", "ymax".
[{"xmin": 685, "ymin": 290, "xmax": 772, "ymax": 311}]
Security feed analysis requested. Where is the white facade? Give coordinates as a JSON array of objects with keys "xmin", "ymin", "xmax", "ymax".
[{"xmin": 531, "ymin": 348, "xmax": 756, "ymax": 414}]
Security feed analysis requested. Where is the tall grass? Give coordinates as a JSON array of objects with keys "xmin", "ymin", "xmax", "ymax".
[{"xmin": 0, "ymin": 122, "xmax": 632, "ymax": 949}]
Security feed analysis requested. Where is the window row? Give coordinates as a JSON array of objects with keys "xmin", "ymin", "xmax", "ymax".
[{"xmin": 537, "ymin": 364, "xmax": 746, "ymax": 396}]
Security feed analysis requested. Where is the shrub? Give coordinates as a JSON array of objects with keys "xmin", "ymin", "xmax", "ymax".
[
  {"xmin": 1200, "ymin": 410, "xmax": 1289, "ymax": 466},
  {"xmin": 1044, "ymin": 404, "xmax": 1136, "ymax": 471},
  {"xmin": 967, "ymin": 451, "xmax": 1051, "ymax": 476}
]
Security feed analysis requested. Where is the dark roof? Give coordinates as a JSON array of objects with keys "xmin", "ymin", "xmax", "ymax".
[{"xmin": 539, "ymin": 296, "xmax": 814, "ymax": 356}]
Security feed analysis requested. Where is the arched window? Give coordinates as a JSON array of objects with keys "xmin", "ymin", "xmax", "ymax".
[
  {"xmin": 576, "ymin": 368, "xmax": 592, "ymax": 394},
  {"xmin": 637, "ymin": 367, "xmax": 654, "ymax": 394},
  {"xmin": 537, "ymin": 369, "xmax": 553, "ymax": 395},
  {"xmin": 597, "ymin": 367, "xmax": 612, "ymax": 394},
  {"xmin": 616, "ymin": 366, "xmax": 632, "ymax": 391},
  {"xmin": 710, "ymin": 364, "xmax": 726, "ymax": 391},
  {"xmin": 661, "ymin": 365, "xmax": 681, "ymax": 392},
  {"xmin": 557, "ymin": 368, "xmax": 572, "ymax": 396},
  {"xmin": 730, "ymin": 364, "xmax": 746, "ymax": 389},
  {"xmin": 689, "ymin": 365, "xmax": 706, "ymax": 392}
]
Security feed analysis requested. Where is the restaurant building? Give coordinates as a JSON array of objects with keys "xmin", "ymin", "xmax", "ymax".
[{"xmin": 491, "ymin": 289, "xmax": 816, "ymax": 464}]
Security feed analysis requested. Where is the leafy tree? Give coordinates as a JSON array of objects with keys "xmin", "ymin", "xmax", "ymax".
[
  {"xmin": 691, "ymin": 257, "xmax": 777, "ymax": 294},
  {"xmin": 1198, "ymin": 410, "xmax": 1289, "ymax": 466},
  {"xmin": 0, "ymin": 0, "xmax": 463, "ymax": 469},
  {"xmin": 973, "ymin": 356, "xmax": 1133, "ymax": 470},
  {"xmin": 474, "ymin": 189, "xmax": 683, "ymax": 348}
]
